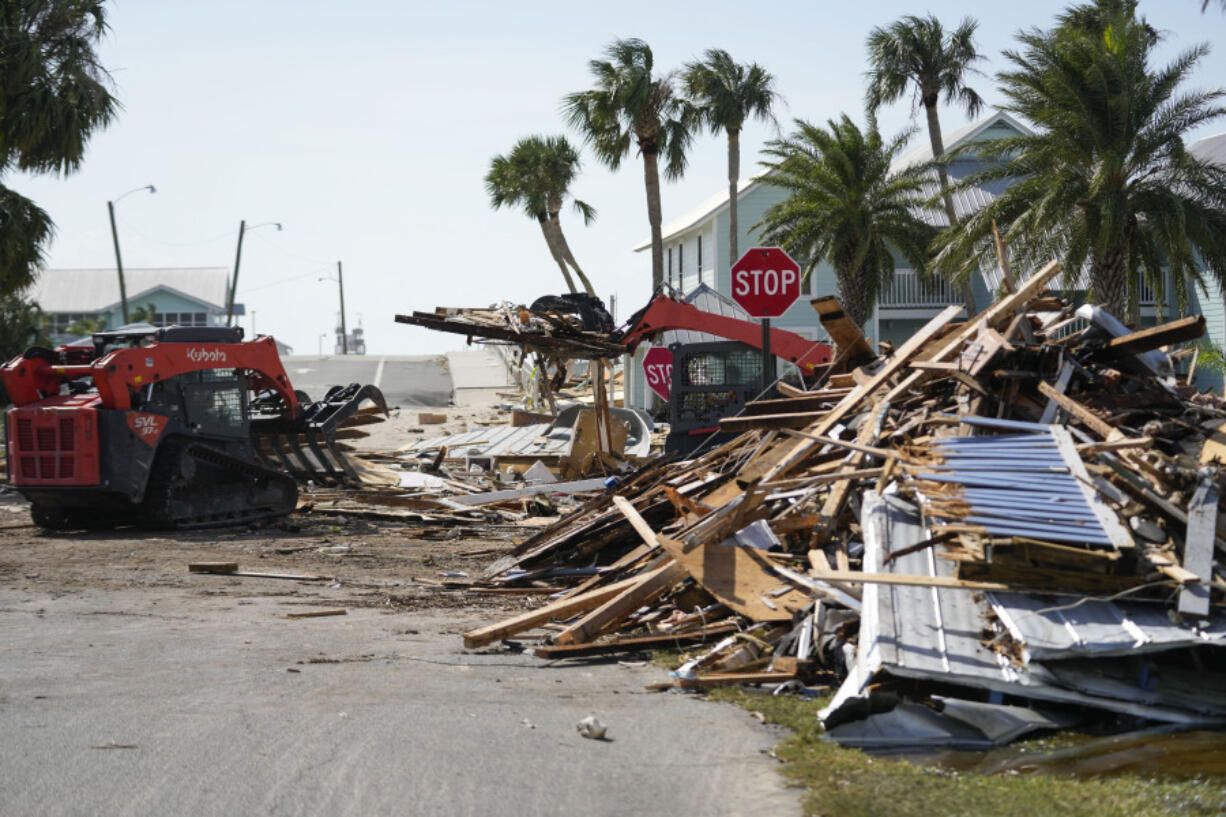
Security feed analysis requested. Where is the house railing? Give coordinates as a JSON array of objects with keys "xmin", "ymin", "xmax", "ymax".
[{"xmin": 880, "ymin": 271, "xmax": 959, "ymax": 308}]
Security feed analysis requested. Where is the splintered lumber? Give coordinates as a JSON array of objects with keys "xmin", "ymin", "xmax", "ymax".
[
  {"xmin": 552, "ymin": 559, "xmax": 688, "ymax": 646},
  {"xmin": 531, "ymin": 622, "xmax": 740, "ymax": 659},
  {"xmin": 812, "ymin": 296, "xmax": 874, "ymax": 367},
  {"xmin": 462, "ymin": 575, "xmax": 643, "ymax": 648},
  {"xmin": 1094, "ymin": 314, "xmax": 1206, "ymax": 360}
]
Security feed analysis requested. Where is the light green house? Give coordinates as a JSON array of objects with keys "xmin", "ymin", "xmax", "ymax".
[
  {"xmin": 28, "ymin": 267, "xmax": 239, "ymax": 344},
  {"xmin": 626, "ymin": 111, "xmax": 1225, "ymax": 408}
]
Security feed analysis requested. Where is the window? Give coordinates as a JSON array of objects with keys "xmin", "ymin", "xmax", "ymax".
[
  {"xmin": 153, "ymin": 312, "xmax": 208, "ymax": 328},
  {"xmin": 667, "ymin": 247, "xmax": 673, "ymax": 286},
  {"xmin": 48, "ymin": 313, "xmax": 100, "ymax": 335},
  {"xmin": 679, "ymin": 244, "xmax": 685, "ymax": 282},
  {"xmin": 697, "ymin": 235, "xmax": 703, "ymax": 284}
]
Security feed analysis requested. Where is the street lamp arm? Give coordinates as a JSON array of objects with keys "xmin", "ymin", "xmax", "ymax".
[{"xmin": 114, "ymin": 184, "xmax": 156, "ymax": 204}]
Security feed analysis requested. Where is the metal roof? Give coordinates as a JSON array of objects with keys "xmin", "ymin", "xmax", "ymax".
[
  {"xmin": 26, "ymin": 268, "xmax": 230, "ymax": 313},
  {"xmin": 821, "ymin": 489, "xmax": 1226, "ymax": 727},
  {"xmin": 1190, "ymin": 131, "xmax": 1226, "ymax": 167},
  {"xmin": 637, "ymin": 110, "xmax": 1029, "ymax": 250}
]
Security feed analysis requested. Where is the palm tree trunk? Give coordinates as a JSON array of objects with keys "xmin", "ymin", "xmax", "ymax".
[
  {"xmin": 642, "ymin": 147, "xmax": 665, "ymax": 290},
  {"xmin": 548, "ymin": 213, "xmax": 596, "ymax": 296},
  {"xmin": 836, "ymin": 261, "xmax": 871, "ymax": 330},
  {"xmin": 924, "ymin": 100, "xmax": 978, "ymax": 317},
  {"xmin": 1090, "ymin": 249, "xmax": 1127, "ymax": 319},
  {"xmin": 537, "ymin": 216, "xmax": 578, "ymax": 294},
  {"xmin": 728, "ymin": 129, "xmax": 741, "ymax": 268}
]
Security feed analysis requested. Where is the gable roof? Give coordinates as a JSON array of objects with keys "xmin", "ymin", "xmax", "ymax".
[
  {"xmin": 890, "ymin": 110, "xmax": 1030, "ymax": 172},
  {"xmin": 27, "ymin": 267, "xmax": 229, "ymax": 313},
  {"xmin": 635, "ymin": 110, "xmax": 1032, "ymax": 251},
  {"xmin": 633, "ymin": 175, "xmax": 765, "ymax": 251}
]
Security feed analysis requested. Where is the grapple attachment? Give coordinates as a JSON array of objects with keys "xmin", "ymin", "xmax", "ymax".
[{"xmin": 251, "ymin": 382, "xmax": 389, "ymax": 486}]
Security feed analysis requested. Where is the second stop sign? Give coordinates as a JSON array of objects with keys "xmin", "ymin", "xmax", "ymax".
[{"xmin": 730, "ymin": 247, "xmax": 802, "ymax": 318}]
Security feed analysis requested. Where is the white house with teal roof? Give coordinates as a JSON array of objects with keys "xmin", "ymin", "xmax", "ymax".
[{"xmin": 626, "ymin": 110, "xmax": 1226, "ymax": 407}]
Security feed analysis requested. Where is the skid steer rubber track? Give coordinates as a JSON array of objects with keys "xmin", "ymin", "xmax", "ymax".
[{"xmin": 139, "ymin": 436, "xmax": 299, "ymax": 529}]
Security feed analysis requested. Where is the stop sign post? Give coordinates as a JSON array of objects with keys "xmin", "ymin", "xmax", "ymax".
[
  {"xmin": 642, "ymin": 346, "xmax": 673, "ymax": 402},
  {"xmin": 729, "ymin": 247, "xmax": 802, "ymax": 395}
]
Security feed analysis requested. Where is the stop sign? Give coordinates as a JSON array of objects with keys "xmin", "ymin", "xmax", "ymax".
[
  {"xmin": 730, "ymin": 247, "xmax": 802, "ymax": 318},
  {"xmin": 642, "ymin": 346, "xmax": 673, "ymax": 401}
]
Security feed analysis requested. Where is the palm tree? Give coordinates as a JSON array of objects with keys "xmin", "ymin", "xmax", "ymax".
[
  {"xmin": 757, "ymin": 116, "xmax": 936, "ymax": 329},
  {"xmin": 933, "ymin": 0, "xmax": 1226, "ymax": 322},
  {"xmin": 563, "ymin": 38, "xmax": 692, "ymax": 290},
  {"xmin": 682, "ymin": 49, "xmax": 780, "ymax": 267},
  {"xmin": 866, "ymin": 13, "xmax": 984, "ymax": 314},
  {"xmin": 0, "ymin": 1, "xmax": 117, "ymax": 296},
  {"xmin": 486, "ymin": 136, "xmax": 597, "ymax": 296}
]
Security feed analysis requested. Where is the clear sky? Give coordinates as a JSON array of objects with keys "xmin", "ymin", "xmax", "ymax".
[{"xmin": 10, "ymin": 0, "xmax": 1226, "ymax": 356}]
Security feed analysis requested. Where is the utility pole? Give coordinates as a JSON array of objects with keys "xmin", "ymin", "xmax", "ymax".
[
  {"xmin": 107, "ymin": 200, "xmax": 130, "ymax": 324},
  {"xmin": 337, "ymin": 260, "xmax": 348, "ymax": 354},
  {"xmin": 227, "ymin": 219, "xmax": 246, "ymax": 327}
]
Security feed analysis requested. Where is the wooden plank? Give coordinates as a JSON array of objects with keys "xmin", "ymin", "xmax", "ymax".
[
  {"xmin": 530, "ymin": 622, "xmax": 739, "ymax": 658},
  {"xmin": 552, "ymin": 559, "xmax": 688, "ymax": 646},
  {"xmin": 285, "ymin": 609, "xmax": 347, "ymax": 619},
  {"xmin": 1037, "ymin": 381, "xmax": 1115, "ymax": 439},
  {"xmin": 812, "ymin": 399, "xmax": 890, "ymax": 545},
  {"xmin": 1094, "ymin": 314, "xmax": 1206, "ymax": 360},
  {"xmin": 461, "ymin": 575, "xmax": 642, "ymax": 648},
  {"xmin": 808, "ymin": 567, "xmax": 1056, "ymax": 591},
  {"xmin": 1178, "ymin": 478, "xmax": 1218, "ymax": 618},
  {"xmin": 1050, "ymin": 426, "xmax": 1135, "ymax": 551},
  {"xmin": 612, "ymin": 495, "xmax": 661, "ymax": 548},
  {"xmin": 675, "ymin": 670, "xmax": 800, "ymax": 689},
  {"xmin": 720, "ymin": 411, "xmax": 826, "ymax": 432}
]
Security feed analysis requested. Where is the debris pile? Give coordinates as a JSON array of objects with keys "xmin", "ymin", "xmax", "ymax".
[{"xmin": 461, "ymin": 260, "xmax": 1226, "ymax": 747}]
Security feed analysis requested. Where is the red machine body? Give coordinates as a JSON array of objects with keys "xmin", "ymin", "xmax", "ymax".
[
  {"xmin": 617, "ymin": 292, "xmax": 834, "ymax": 378},
  {"xmin": 2, "ymin": 326, "xmax": 385, "ymax": 529}
]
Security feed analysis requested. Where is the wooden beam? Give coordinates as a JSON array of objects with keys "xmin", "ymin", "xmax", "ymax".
[
  {"xmin": 552, "ymin": 559, "xmax": 688, "ymax": 646},
  {"xmin": 461, "ymin": 575, "xmax": 642, "ymax": 649},
  {"xmin": 530, "ymin": 622, "xmax": 739, "ymax": 659},
  {"xmin": 811, "ymin": 296, "xmax": 874, "ymax": 367},
  {"xmin": 1094, "ymin": 314, "xmax": 1206, "ymax": 360},
  {"xmin": 1037, "ymin": 381, "xmax": 1116, "ymax": 439}
]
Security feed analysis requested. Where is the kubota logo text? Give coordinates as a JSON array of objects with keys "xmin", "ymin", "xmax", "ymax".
[{"xmin": 186, "ymin": 347, "xmax": 227, "ymax": 363}]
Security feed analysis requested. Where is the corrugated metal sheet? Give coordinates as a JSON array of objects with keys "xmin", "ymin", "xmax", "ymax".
[
  {"xmin": 28, "ymin": 268, "xmax": 230, "ymax": 313},
  {"xmin": 914, "ymin": 426, "xmax": 1113, "ymax": 547},
  {"xmin": 405, "ymin": 423, "xmax": 572, "ymax": 459},
  {"xmin": 989, "ymin": 591, "xmax": 1226, "ymax": 661},
  {"xmin": 820, "ymin": 490, "xmax": 1226, "ymax": 727}
]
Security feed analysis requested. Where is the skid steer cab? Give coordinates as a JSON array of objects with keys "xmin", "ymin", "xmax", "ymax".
[{"xmin": 1, "ymin": 325, "xmax": 387, "ymax": 530}]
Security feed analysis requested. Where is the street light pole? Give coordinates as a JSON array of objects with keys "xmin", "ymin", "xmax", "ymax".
[
  {"xmin": 226, "ymin": 219, "xmax": 246, "ymax": 327},
  {"xmin": 107, "ymin": 184, "xmax": 156, "ymax": 324},
  {"xmin": 227, "ymin": 220, "xmax": 281, "ymax": 327},
  {"xmin": 337, "ymin": 260, "xmax": 348, "ymax": 355}
]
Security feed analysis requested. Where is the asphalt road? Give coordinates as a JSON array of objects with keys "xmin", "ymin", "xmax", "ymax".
[
  {"xmin": 282, "ymin": 355, "xmax": 453, "ymax": 408},
  {"xmin": 0, "ymin": 587, "xmax": 799, "ymax": 817}
]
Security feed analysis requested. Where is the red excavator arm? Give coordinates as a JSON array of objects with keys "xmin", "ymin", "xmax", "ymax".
[{"xmin": 617, "ymin": 292, "xmax": 834, "ymax": 376}]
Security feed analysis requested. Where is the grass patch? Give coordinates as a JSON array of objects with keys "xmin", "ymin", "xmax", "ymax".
[{"xmin": 708, "ymin": 687, "xmax": 1226, "ymax": 817}]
